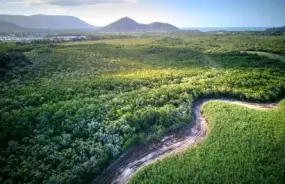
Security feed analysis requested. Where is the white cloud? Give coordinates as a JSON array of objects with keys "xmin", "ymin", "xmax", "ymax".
[{"xmin": 42, "ymin": 5, "xmax": 71, "ymax": 14}]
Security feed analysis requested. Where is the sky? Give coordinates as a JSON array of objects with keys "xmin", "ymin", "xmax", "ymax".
[{"xmin": 0, "ymin": 0, "xmax": 284, "ymax": 27}]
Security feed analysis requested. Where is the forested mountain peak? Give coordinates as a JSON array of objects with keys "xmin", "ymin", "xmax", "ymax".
[
  {"xmin": 99, "ymin": 17, "xmax": 179, "ymax": 32},
  {"xmin": 0, "ymin": 14, "xmax": 97, "ymax": 30}
]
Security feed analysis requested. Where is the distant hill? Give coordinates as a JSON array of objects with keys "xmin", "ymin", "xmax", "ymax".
[
  {"xmin": 147, "ymin": 22, "xmax": 180, "ymax": 31},
  {"xmin": 0, "ymin": 14, "xmax": 98, "ymax": 30},
  {"xmin": 99, "ymin": 17, "xmax": 180, "ymax": 32},
  {"xmin": 0, "ymin": 21, "xmax": 29, "ymax": 33},
  {"xmin": 265, "ymin": 26, "xmax": 285, "ymax": 33}
]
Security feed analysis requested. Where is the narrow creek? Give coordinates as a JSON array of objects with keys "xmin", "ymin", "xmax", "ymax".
[{"xmin": 93, "ymin": 98, "xmax": 276, "ymax": 184}]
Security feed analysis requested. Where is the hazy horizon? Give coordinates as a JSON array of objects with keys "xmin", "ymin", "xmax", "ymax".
[{"xmin": 0, "ymin": 0, "xmax": 284, "ymax": 27}]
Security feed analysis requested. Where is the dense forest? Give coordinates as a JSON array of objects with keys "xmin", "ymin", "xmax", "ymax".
[{"xmin": 0, "ymin": 33, "xmax": 285, "ymax": 183}]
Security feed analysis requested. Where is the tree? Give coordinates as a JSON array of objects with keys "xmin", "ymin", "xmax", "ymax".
[{"xmin": 0, "ymin": 51, "xmax": 10, "ymax": 68}]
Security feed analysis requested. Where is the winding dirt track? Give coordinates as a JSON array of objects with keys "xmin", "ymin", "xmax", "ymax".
[{"xmin": 92, "ymin": 98, "xmax": 276, "ymax": 184}]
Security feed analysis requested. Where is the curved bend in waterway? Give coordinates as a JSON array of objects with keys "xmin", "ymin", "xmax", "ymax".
[{"xmin": 93, "ymin": 98, "xmax": 276, "ymax": 184}]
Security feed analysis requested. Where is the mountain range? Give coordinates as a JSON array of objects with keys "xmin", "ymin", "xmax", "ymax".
[
  {"xmin": 99, "ymin": 17, "xmax": 180, "ymax": 32},
  {"xmin": 0, "ymin": 15, "xmax": 180, "ymax": 33},
  {"xmin": 0, "ymin": 14, "xmax": 97, "ymax": 31},
  {"xmin": 0, "ymin": 21, "xmax": 29, "ymax": 33}
]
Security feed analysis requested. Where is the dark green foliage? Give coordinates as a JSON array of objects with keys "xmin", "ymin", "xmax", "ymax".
[
  {"xmin": 0, "ymin": 51, "xmax": 10, "ymax": 68},
  {"xmin": 0, "ymin": 50, "xmax": 32, "ymax": 78}
]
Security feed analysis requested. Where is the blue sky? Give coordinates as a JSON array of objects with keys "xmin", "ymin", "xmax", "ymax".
[{"xmin": 0, "ymin": 0, "xmax": 284, "ymax": 27}]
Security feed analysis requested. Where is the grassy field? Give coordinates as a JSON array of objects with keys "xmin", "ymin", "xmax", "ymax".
[
  {"xmin": 60, "ymin": 38, "xmax": 155, "ymax": 46},
  {"xmin": 130, "ymin": 100, "xmax": 285, "ymax": 184},
  {"xmin": 244, "ymin": 51, "xmax": 285, "ymax": 62},
  {"xmin": 1, "ymin": 33, "xmax": 285, "ymax": 183}
]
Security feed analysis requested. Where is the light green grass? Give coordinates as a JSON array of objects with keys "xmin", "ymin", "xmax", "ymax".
[
  {"xmin": 129, "ymin": 100, "xmax": 285, "ymax": 184},
  {"xmin": 244, "ymin": 51, "xmax": 285, "ymax": 62},
  {"xmin": 60, "ymin": 38, "xmax": 155, "ymax": 46}
]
